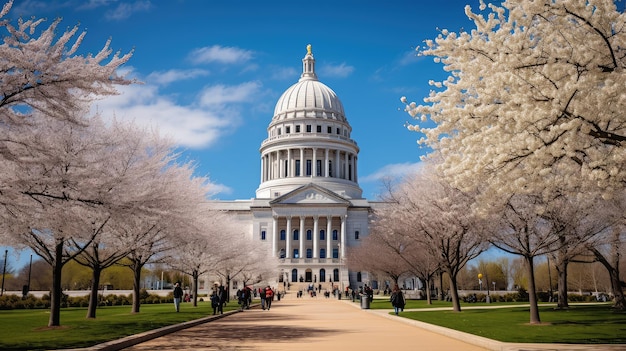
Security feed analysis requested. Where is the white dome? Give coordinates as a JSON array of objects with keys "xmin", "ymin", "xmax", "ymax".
[
  {"xmin": 273, "ymin": 79, "xmax": 346, "ymax": 122},
  {"xmin": 271, "ymin": 46, "xmax": 346, "ymax": 123}
]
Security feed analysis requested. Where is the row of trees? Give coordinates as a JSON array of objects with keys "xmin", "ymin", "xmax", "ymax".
[
  {"xmin": 0, "ymin": 1, "xmax": 278, "ymax": 327},
  {"xmin": 352, "ymin": 0, "xmax": 625, "ymax": 325}
]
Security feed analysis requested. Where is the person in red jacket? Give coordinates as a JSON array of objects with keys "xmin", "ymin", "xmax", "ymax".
[{"xmin": 265, "ymin": 286, "xmax": 274, "ymax": 310}]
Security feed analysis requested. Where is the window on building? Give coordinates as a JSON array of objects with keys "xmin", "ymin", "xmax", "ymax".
[
  {"xmin": 261, "ymin": 230, "xmax": 266, "ymax": 240},
  {"xmin": 336, "ymin": 127, "xmax": 341, "ymax": 135},
  {"xmin": 286, "ymin": 126, "xmax": 291, "ymax": 134},
  {"xmin": 278, "ymin": 128, "xmax": 281, "ymax": 135},
  {"xmin": 320, "ymin": 248, "xmax": 326, "ymax": 258},
  {"xmin": 295, "ymin": 160, "xmax": 301, "ymax": 176},
  {"xmin": 306, "ymin": 229, "xmax": 312, "ymax": 240},
  {"xmin": 349, "ymin": 164, "xmax": 352, "ymax": 181},
  {"xmin": 293, "ymin": 229, "xmax": 299, "ymax": 240},
  {"xmin": 280, "ymin": 230, "xmax": 286, "ymax": 240},
  {"xmin": 306, "ymin": 124, "xmax": 312, "ymax": 132},
  {"xmin": 306, "ymin": 248, "xmax": 312, "ymax": 258},
  {"xmin": 328, "ymin": 160, "xmax": 333, "ymax": 177},
  {"xmin": 355, "ymin": 230, "xmax": 359, "ymax": 240},
  {"xmin": 327, "ymin": 126, "xmax": 332, "ymax": 133},
  {"xmin": 316, "ymin": 125, "xmax": 322, "ymax": 133},
  {"xmin": 284, "ymin": 160, "xmax": 288, "ymax": 177},
  {"xmin": 320, "ymin": 230, "xmax": 325, "ymax": 240},
  {"xmin": 332, "ymin": 230, "xmax": 338, "ymax": 240},
  {"xmin": 357, "ymin": 272, "xmax": 362, "ymax": 282},
  {"xmin": 296, "ymin": 125, "xmax": 301, "ymax": 133},
  {"xmin": 332, "ymin": 248, "xmax": 339, "ymax": 259},
  {"xmin": 306, "ymin": 160, "xmax": 312, "ymax": 176},
  {"xmin": 316, "ymin": 160, "xmax": 322, "ymax": 176},
  {"xmin": 279, "ymin": 249, "xmax": 285, "ymax": 259},
  {"xmin": 293, "ymin": 249, "xmax": 299, "ymax": 258}
]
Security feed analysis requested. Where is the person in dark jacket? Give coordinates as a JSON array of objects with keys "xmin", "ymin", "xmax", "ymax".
[
  {"xmin": 390, "ymin": 284, "xmax": 405, "ymax": 315},
  {"xmin": 173, "ymin": 282, "xmax": 184, "ymax": 312}
]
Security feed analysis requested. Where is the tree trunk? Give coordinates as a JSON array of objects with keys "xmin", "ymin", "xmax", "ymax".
[
  {"xmin": 525, "ymin": 255, "xmax": 541, "ymax": 324},
  {"xmin": 590, "ymin": 240, "xmax": 626, "ymax": 310},
  {"xmin": 131, "ymin": 262, "xmax": 143, "ymax": 313},
  {"xmin": 425, "ymin": 277, "xmax": 432, "ymax": 305},
  {"xmin": 48, "ymin": 240, "xmax": 64, "ymax": 327},
  {"xmin": 448, "ymin": 272, "xmax": 462, "ymax": 312},
  {"xmin": 556, "ymin": 258, "xmax": 569, "ymax": 309},
  {"xmin": 192, "ymin": 271, "xmax": 199, "ymax": 307},
  {"xmin": 86, "ymin": 266, "xmax": 103, "ymax": 318},
  {"xmin": 438, "ymin": 270, "xmax": 444, "ymax": 301}
]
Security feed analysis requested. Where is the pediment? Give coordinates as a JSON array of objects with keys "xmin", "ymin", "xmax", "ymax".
[{"xmin": 270, "ymin": 183, "xmax": 350, "ymax": 206}]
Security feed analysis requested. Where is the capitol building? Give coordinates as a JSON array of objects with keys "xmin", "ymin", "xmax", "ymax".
[{"xmin": 209, "ymin": 45, "xmax": 381, "ymax": 292}]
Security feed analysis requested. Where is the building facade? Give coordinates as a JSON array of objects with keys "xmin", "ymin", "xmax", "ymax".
[{"xmin": 210, "ymin": 45, "xmax": 378, "ymax": 292}]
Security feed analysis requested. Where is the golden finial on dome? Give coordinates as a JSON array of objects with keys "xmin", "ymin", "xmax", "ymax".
[{"xmin": 307, "ymin": 44, "xmax": 312, "ymax": 55}]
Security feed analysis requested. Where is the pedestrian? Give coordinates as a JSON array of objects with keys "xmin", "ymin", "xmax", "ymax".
[
  {"xmin": 173, "ymin": 282, "xmax": 184, "ymax": 312},
  {"xmin": 390, "ymin": 284, "xmax": 405, "ymax": 315},
  {"xmin": 260, "ymin": 286, "xmax": 267, "ymax": 310},
  {"xmin": 210, "ymin": 290, "xmax": 220, "ymax": 315},
  {"xmin": 217, "ymin": 285, "xmax": 226, "ymax": 314},
  {"xmin": 265, "ymin": 286, "xmax": 274, "ymax": 310}
]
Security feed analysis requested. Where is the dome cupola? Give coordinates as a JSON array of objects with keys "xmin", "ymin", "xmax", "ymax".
[{"xmin": 257, "ymin": 45, "xmax": 361, "ymax": 200}]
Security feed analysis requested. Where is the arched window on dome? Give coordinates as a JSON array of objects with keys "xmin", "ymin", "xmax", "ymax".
[
  {"xmin": 306, "ymin": 160, "xmax": 312, "ymax": 176},
  {"xmin": 293, "ymin": 229, "xmax": 299, "ymax": 240},
  {"xmin": 306, "ymin": 229, "xmax": 312, "ymax": 240},
  {"xmin": 295, "ymin": 160, "xmax": 301, "ymax": 176},
  {"xmin": 328, "ymin": 161, "xmax": 333, "ymax": 177},
  {"xmin": 316, "ymin": 160, "xmax": 322, "ymax": 176},
  {"xmin": 280, "ymin": 230, "xmax": 286, "ymax": 241},
  {"xmin": 332, "ymin": 230, "xmax": 338, "ymax": 240},
  {"xmin": 320, "ymin": 230, "xmax": 325, "ymax": 240}
]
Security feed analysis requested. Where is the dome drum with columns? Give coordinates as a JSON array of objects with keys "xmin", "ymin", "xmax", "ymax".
[{"xmin": 207, "ymin": 45, "xmax": 379, "ymax": 293}]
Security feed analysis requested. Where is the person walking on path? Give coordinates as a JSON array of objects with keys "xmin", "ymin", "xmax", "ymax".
[
  {"xmin": 265, "ymin": 286, "xmax": 274, "ymax": 310},
  {"xmin": 259, "ymin": 286, "xmax": 267, "ymax": 310},
  {"xmin": 210, "ymin": 291, "xmax": 220, "ymax": 315},
  {"xmin": 173, "ymin": 282, "xmax": 184, "ymax": 312},
  {"xmin": 390, "ymin": 284, "xmax": 405, "ymax": 315},
  {"xmin": 217, "ymin": 285, "xmax": 226, "ymax": 314}
]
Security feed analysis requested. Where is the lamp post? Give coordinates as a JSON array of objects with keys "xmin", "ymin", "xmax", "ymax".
[{"xmin": 478, "ymin": 273, "xmax": 491, "ymax": 303}]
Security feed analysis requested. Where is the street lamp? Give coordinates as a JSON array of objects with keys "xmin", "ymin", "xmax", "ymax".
[{"xmin": 478, "ymin": 273, "xmax": 491, "ymax": 303}]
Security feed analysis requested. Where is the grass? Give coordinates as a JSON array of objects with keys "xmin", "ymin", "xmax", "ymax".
[
  {"xmin": 359, "ymin": 297, "xmax": 626, "ymax": 344},
  {"xmin": 0, "ymin": 301, "xmax": 239, "ymax": 351}
]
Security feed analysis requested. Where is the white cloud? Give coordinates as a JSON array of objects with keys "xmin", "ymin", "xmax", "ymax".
[
  {"xmin": 360, "ymin": 162, "xmax": 424, "ymax": 183},
  {"xmin": 91, "ymin": 79, "xmax": 262, "ymax": 149},
  {"xmin": 319, "ymin": 62, "xmax": 354, "ymax": 78},
  {"xmin": 105, "ymin": 1, "xmax": 152, "ymax": 21},
  {"xmin": 189, "ymin": 45, "xmax": 254, "ymax": 65},
  {"xmin": 198, "ymin": 81, "xmax": 262, "ymax": 106},
  {"xmin": 146, "ymin": 69, "xmax": 210, "ymax": 86}
]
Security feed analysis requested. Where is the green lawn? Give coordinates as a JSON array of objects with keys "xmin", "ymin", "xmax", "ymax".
[
  {"xmin": 0, "ymin": 301, "xmax": 238, "ymax": 351},
  {"xmin": 360, "ymin": 298, "xmax": 626, "ymax": 344}
]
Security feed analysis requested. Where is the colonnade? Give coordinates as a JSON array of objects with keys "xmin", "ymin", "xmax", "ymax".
[
  {"xmin": 271, "ymin": 214, "xmax": 346, "ymax": 260},
  {"xmin": 261, "ymin": 147, "xmax": 357, "ymax": 183}
]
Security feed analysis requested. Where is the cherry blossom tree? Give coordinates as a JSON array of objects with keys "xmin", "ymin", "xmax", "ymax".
[
  {"xmin": 0, "ymin": 1, "xmax": 132, "ymax": 129},
  {"xmin": 386, "ymin": 166, "xmax": 488, "ymax": 312},
  {"xmin": 403, "ymin": 0, "xmax": 625, "ymax": 199}
]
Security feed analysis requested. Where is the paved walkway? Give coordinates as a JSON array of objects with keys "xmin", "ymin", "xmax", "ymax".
[
  {"xmin": 120, "ymin": 295, "xmax": 488, "ymax": 351},
  {"xmin": 82, "ymin": 294, "xmax": 624, "ymax": 351}
]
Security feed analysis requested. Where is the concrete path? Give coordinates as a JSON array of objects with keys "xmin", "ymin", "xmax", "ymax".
[{"xmin": 121, "ymin": 295, "xmax": 488, "ymax": 351}]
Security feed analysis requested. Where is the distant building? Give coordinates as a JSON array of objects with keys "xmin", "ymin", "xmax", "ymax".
[{"xmin": 208, "ymin": 45, "xmax": 382, "ymax": 292}]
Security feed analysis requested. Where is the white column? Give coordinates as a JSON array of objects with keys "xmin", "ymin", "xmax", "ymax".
[
  {"xmin": 299, "ymin": 216, "xmax": 305, "ymax": 258},
  {"xmin": 344, "ymin": 152, "xmax": 348, "ymax": 180},
  {"xmin": 313, "ymin": 216, "xmax": 319, "ymax": 259},
  {"xmin": 278, "ymin": 150, "xmax": 283, "ymax": 179},
  {"xmin": 286, "ymin": 217, "xmax": 292, "ymax": 259},
  {"xmin": 261, "ymin": 155, "xmax": 265, "ymax": 183},
  {"xmin": 354, "ymin": 155, "xmax": 357, "ymax": 182},
  {"xmin": 312, "ymin": 147, "xmax": 317, "ymax": 177},
  {"xmin": 299, "ymin": 148, "xmax": 304, "ymax": 177},
  {"xmin": 340, "ymin": 215, "xmax": 346, "ymax": 258},
  {"xmin": 326, "ymin": 216, "xmax": 332, "ymax": 259},
  {"xmin": 272, "ymin": 216, "xmax": 278, "ymax": 257},
  {"xmin": 335, "ymin": 150, "xmax": 340, "ymax": 178},
  {"xmin": 324, "ymin": 148, "xmax": 330, "ymax": 177},
  {"xmin": 287, "ymin": 148, "xmax": 292, "ymax": 177}
]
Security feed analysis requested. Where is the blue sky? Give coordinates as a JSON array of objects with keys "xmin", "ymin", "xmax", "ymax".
[
  {"xmin": 3, "ymin": 0, "xmax": 483, "ymax": 269},
  {"xmin": 8, "ymin": 0, "xmax": 481, "ymax": 201}
]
